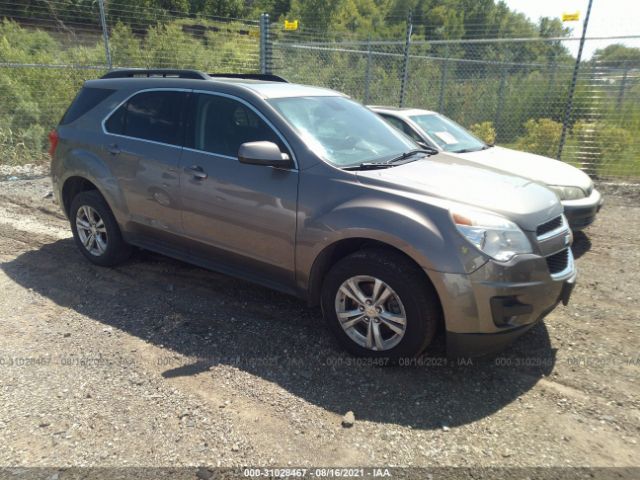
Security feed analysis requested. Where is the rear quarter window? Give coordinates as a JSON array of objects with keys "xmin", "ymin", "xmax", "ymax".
[{"xmin": 60, "ymin": 87, "xmax": 116, "ymax": 125}]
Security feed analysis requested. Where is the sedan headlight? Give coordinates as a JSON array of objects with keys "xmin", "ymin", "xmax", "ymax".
[
  {"xmin": 548, "ymin": 185, "xmax": 586, "ymax": 200},
  {"xmin": 451, "ymin": 209, "xmax": 532, "ymax": 262}
]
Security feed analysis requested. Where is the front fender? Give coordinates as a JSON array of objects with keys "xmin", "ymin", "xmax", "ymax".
[{"xmin": 296, "ymin": 196, "xmax": 486, "ymax": 293}]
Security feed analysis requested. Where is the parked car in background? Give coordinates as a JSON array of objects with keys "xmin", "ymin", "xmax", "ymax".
[
  {"xmin": 51, "ymin": 70, "xmax": 576, "ymax": 359},
  {"xmin": 370, "ymin": 106, "xmax": 603, "ymax": 230}
]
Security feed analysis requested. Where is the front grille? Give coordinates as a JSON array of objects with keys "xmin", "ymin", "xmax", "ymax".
[
  {"xmin": 537, "ymin": 216, "xmax": 563, "ymax": 237},
  {"xmin": 546, "ymin": 249, "xmax": 569, "ymax": 274}
]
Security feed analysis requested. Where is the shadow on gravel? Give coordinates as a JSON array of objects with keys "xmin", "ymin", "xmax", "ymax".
[
  {"xmin": 3, "ymin": 239, "xmax": 557, "ymax": 430},
  {"xmin": 571, "ymin": 231, "xmax": 592, "ymax": 260}
]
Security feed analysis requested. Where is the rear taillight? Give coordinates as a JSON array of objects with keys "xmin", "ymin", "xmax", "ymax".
[{"xmin": 48, "ymin": 129, "xmax": 59, "ymax": 158}]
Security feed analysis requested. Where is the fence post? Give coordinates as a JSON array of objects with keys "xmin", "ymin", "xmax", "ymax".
[
  {"xmin": 364, "ymin": 37, "xmax": 372, "ymax": 104},
  {"xmin": 617, "ymin": 63, "xmax": 629, "ymax": 108},
  {"xmin": 544, "ymin": 49, "xmax": 558, "ymax": 117},
  {"xmin": 438, "ymin": 44, "xmax": 449, "ymax": 112},
  {"xmin": 260, "ymin": 13, "xmax": 272, "ymax": 75},
  {"xmin": 97, "ymin": 0, "xmax": 112, "ymax": 70},
  {"xmin": 557, "ymin": 0, "xmax": 593, "ymax": 161},
  {"xmin": 494, "ymin": 64, "xmax": 507, "ymax": 134},
  {"xmin": 399, "ymin": 10, "xmax": 413, "ymax": 107}
]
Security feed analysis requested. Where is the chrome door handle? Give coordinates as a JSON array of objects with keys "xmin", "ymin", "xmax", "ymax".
[
  {"xmin": 186, "ymin": 165, "xmax": 207, "ymax": 179},
  {"xmin": 108, "ymin": 143, "xmax": 121, "ymax": 155}
]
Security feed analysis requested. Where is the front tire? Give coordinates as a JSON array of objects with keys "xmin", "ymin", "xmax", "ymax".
[
  {"xmin": 321, "ymin": 248, "xmax": 441, "ymax": 359},
  {"xmin": 70, "ymin": 190, "xmax": 132, "ymax": 267}
]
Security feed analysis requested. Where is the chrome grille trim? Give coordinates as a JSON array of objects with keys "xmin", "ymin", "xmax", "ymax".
[
  {"xmin": 537, "ymin": 214, "xmax": 569, "ymax": 241},
  {"xmin": 547, "ymin": 248, "xmax": 575, "ymax": 280}
]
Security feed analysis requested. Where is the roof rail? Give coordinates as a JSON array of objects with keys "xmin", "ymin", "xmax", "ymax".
[
  {"xmin": 208, "ymin": 73, "xmax": 288, "ymax": 83},
  {"xmin": 101, "ymin": 69, "xmax": 209, "ymax": 80}
]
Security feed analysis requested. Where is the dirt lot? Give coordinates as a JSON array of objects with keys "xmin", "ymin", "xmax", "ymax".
[{"xmin": 0, "ymin": 173, "xmax": 638, "ymax": 471}]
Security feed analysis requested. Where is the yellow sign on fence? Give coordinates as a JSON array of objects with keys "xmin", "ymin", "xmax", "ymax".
[
  {"xmin": 562, "ymin": 11, "xmax": 580, "ymax": 22},
  {"xmin": 284, "ymin": 19, "xmax": 299, "ymax": 31}
]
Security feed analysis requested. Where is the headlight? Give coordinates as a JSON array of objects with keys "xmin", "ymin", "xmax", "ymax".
[
  {"xmin": 548, "ymin": 185, "xmax": 586, "ymax": 200},
  {"xmin": 451, "ymin": 209, "xmax": 532, "ymax": 262}
]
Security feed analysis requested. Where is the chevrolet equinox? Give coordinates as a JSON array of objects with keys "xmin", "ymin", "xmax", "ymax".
[{"xmin": 50, "ymin": 69, "xmax": 577, "ymax": 358}]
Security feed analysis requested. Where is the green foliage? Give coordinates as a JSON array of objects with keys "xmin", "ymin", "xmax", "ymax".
[
  {"xmin": 570, "ymin": 120, "xmax": 633, "ymax": 175},
  {"xmin": 593, "ymin": 44, "xmax": 640, "ymax": 67},
  {"xmin": 0, "ymin": 127, "xmax": 47, "ymax": 165},
  {"xmin": 0, "ymin": 17, "xmax": 259, "ymax": 166},
  {"xmin": 515, "ymin": 118, "xmax": 562, "ymax": 158},
  {"xmin": 469, "ymin": 121, "xmax": 496, "ymax": 145}
]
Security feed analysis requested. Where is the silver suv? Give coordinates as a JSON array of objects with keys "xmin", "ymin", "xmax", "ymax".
[{"xmin": 50, "ymin": 69, "xmax": 576, "ymax": 358}]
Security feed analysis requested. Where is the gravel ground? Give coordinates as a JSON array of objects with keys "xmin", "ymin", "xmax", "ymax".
[{"xmin": 0, "ymin": 172, "xmax": 638, "ymax": 470}]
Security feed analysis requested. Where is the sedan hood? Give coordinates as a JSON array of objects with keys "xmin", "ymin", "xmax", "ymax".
[
  {"xmin": 450, "ymin": 146, "xmax": 593, "ymax": 192},
  {"xmin": 356, "ymin": 152, "xmax": 562, "ymax": 231}
]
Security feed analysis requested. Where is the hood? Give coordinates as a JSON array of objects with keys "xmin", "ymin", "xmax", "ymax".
[
  {"xmin": 356, "ymin": 152, "xmax": 562, "ymax": 231},
  {"xmin": 450, "ymin": 146, "xmax": 593, "ymax": 192}
]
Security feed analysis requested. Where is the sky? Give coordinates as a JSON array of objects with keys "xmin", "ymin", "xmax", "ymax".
[{"xmin": 503, "ymin": 0, "xmax": 640, "ymax": 58}]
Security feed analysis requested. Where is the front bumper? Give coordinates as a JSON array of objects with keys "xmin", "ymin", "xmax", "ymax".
[
  {"xmin": 562, "ymin": 188, "xmax": 603, "ymax": 230},
  {"xmin": 428, "ymin": 251, "xmax": 577, "ymax": 357}
]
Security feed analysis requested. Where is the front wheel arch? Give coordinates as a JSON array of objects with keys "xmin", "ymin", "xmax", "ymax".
[{"xmin": 307, "ymin": 238, "xmax": 442, "ymax": 313}]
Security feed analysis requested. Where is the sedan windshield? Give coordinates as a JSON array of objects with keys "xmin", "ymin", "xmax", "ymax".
[
  {"xmin": 268, "ymin": 96, "xmax": 417, "ymax": 167},
  {"xmin": 410, "ymin": 113, "xmax": 487, "ymax": 153}
]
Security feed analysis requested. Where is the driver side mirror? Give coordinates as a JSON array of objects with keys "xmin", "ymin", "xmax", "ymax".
[{"xmin": 238, "ymin": 141, "xmax": 293, "ymax": 169}]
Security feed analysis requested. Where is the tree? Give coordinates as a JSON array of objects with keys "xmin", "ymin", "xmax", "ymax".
[{"xmin": 593, "ymin": 44, "xmax": 640, "ymax": 68}]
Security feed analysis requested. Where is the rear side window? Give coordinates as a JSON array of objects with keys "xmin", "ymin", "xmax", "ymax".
[
  {"xmin": 104, "ymin": 91, "xmax": 187, "ymax": 146},
  {"xmin": 105, "ymin": 103, "xmax": 125, "ymax": 134},
  {"xmin": 60, "ymin": 87, "xmax": 115, "ymax": 125}
]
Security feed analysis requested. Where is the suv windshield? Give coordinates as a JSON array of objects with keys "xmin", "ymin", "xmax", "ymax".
[
  {"xmin": 268, "ymin": 96, "xmax": 416, "ymax": 167},
  {"xmin": 409, "ymin": 113, "xmax": 487, "ymax": 153}
]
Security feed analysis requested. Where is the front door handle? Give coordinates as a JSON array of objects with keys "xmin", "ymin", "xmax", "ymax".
[
  {"xmin": 186, "ymin": 165, "xmax": 208, "ymax": 180},
  {"xmin": 108, "ymin": 143, "xmax": 121, "ymax": 155}
]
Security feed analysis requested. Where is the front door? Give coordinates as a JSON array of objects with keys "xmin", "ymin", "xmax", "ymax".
[{"xmin": 179, "ymin": 92, "xmax": 298, "ymax": 290}]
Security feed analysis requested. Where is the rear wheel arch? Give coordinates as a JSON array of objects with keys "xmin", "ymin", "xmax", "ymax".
[{"xmin": 62, "ymin": 176, "xmax": 100, "ymax": 217}]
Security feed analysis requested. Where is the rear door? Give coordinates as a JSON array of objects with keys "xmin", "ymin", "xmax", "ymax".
[
  {"xmin": 103, "ymin": 89, "xmax": 189, "ymax": 244},
  {"xmin": 178, "ymin": 92, "xmax": 298, "ymax": 290}
]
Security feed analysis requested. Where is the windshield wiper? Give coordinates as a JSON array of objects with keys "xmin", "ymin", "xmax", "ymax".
[
  {"xmin": 342, "ymin": 148, "xmax": 435, "ymax": 171},
  {"xmin": 386, "ymin": 148, "xmax": 437, "ymax": 163},
  {"xmin": 454, "ymin": 144, "xmax": 493, "ymax": 154},
  {"xmin": 342, "ymin": 162, "xmax": 394, "ymax": 171}
]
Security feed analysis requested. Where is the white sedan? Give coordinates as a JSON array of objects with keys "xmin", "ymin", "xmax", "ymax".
[{"xmin": 370, "ymin": 106, "xmax": 603, "ymax": 230}]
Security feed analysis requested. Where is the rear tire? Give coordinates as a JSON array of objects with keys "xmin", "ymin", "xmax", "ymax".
[
  {"xmin": 70, "ymin": 190, "xmax": 132, "ymax": 267},
  {"xmin": 321, "ymin": 248, "xmax": 441, "ymax": 359}
]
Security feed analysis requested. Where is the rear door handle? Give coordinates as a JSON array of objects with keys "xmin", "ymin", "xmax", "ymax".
[
  {"xmin": 108, "ymin": 143, "xmax": 121, "ymax": 155},
  {"xmin": 186, "ymin": 165, "xmax": 208, "ymax": 180}
]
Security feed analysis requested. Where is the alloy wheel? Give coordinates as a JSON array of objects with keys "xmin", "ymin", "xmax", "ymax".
[
  {"xmin": 75, "ymin": 205, "xmax": 108, "ymax": 256},
  {"xmin": 334, "ymin": 275, "xmax": 407, "ymax": 351}
]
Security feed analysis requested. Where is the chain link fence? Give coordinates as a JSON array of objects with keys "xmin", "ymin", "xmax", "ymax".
[
  {"xmin": 271, "ymin": 27, "xmax": 640, "ymax": 181},
  {"xmin": 1, "ymin": 4, "xmax": 639, "ymax": 181}
]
